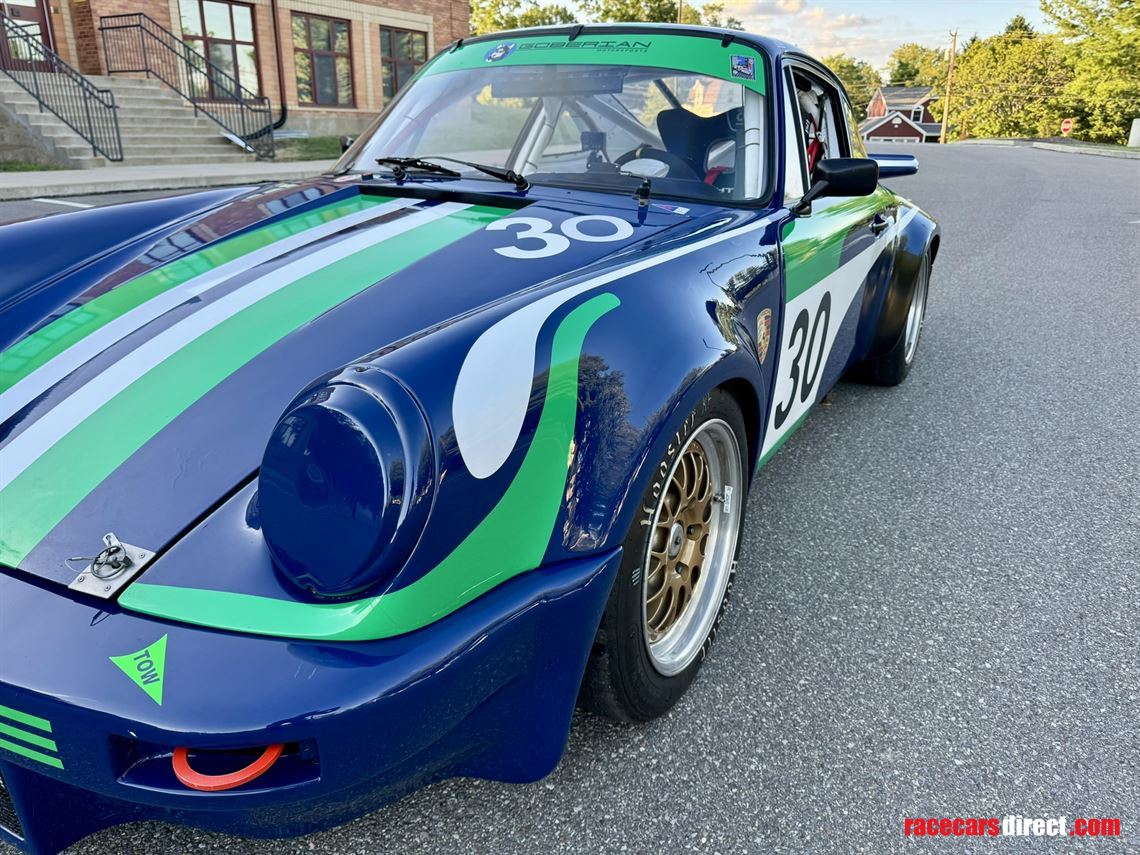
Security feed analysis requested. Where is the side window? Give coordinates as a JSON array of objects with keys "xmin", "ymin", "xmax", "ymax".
[
  {"xmin": 782, "ymin": 69, "xmax": 807, "ymax": 203},
  {"xmin": 840, "ymin": 95, "xmax": 868, "ymax": 158},
  {"xmin": 791, "ymin": 68, "xmax": 848, "ymax": 172}
]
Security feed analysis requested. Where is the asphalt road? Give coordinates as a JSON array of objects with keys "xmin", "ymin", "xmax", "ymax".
[{"xmin": 5, "ymin": 143, "xmax": 1140, "ymax": 854}]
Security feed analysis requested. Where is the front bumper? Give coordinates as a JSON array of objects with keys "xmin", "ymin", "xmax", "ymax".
[{"xmin": 0, "ymin": 547, "xmax": 620, "ymax": 855}]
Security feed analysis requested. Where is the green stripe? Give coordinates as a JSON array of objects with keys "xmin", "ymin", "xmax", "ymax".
[
  {"xmin": 0, "ymin": 703, "xmax": 52, "ymax": 732},
  {"xmin": 0, "ymin": 737, "xmax": 63, "ymax": 769},
  {"xmin": 783, "ymin": 194, "xmax": 886, "ymax": 301},
  {"xmin": 756, "ymin": 408, "xmax": 810, "ymax": 471},
  {"xmin": 0, "ymin": 721, "xmax": 57, "ymax": 752},
  {"xmin": 120, "ymin": 292, "xmax": 621, "ymax": 641},
  {"xmin": 0, "ymin": 195, "xmax": 392, "ymax": 395},
  {"xmin": 0, "ymin": 205, "xmax": 506, "ymax": 567},
  {"xmin": 425, "ymin": 33, "xmax": 766, "ymax": 96}
]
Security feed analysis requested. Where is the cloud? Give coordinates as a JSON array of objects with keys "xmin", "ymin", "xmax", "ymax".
[
  {"xmin": 720, "ymin": 0, "xmax": 925, "ymax": 67},
  {"xmin": 832, "ymin": 13, "xmax": 873, "ymax": 28}
]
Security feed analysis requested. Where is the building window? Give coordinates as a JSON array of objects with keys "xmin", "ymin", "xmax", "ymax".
[
  {"xmin": 911, "ymin": 106, "xmax": 923, "ymax": 121},
  {"xmin": 179, "ymin": 0, "xmax": 260, "ymax": 98},
  {"xmin": 380, "ymin": 27, "xmax": 426, "ymax": 100},
  {"xmin": 292, "ymin": 12, "xmax": 353, "ymax": 107}
]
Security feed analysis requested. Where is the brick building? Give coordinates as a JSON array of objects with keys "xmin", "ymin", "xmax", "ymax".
[{"xmin": 1, "ymin": 0, "xmax": 468, "ymax": 134}]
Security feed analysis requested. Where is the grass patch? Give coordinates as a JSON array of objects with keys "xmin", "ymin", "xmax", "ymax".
[
  {"xmin": 273, "ymin": 136, "xmax": 344, "ymax": 162},
  {"xmin": 0, "ymin": 160, "xmax": 66, "ymax": 172}
]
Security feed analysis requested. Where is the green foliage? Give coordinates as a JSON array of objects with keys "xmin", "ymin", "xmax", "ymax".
[
  {"xmin": 821, "ymin": 53, "xmax": 882, "ymax": 120},
  {"xmin": 273, "ymin": 136, "xmax": 345, "ymax": 162},
  {"xmin": 0, "ymin": 160, "xmax": 66, "ymax": 171},
  {"xmin": 938, "ymin": 28, "xmax": 1075, "ymax": 139},
  {"xmin": 579, "ymin": 0, "xmax": 741, "ymax": 27},
  {"xmin": 1041, "ymin": 0, "xmax": 1140, "ymax": 143},
  {"xmin": 470, "ymin": 0, "xmax": 576, "ymax": 35},
  {"xmin": 1005, "ymin": 14, "xmax": 1037, "ymax": 35},
  {"xmin": 886, "ymin": 43, "xmax": 945, "ymax": 87},
  {"xmin": 470, "ymin": 0, "xmax": 742, "ymax": 33}
]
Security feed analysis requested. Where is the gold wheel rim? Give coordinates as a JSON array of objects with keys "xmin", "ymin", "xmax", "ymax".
[
  {"xmin": 641, "ymin": 418, "xmax": 742, "ymax": 676},
  {"xmin": 645, "ymin": 437, "xmax": 714, "ymax": 641}
]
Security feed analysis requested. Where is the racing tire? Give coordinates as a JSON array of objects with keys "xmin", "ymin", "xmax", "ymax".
[
  {"xmin": 852, "ymin": 250, "xmax": 931, "ymax": 386},
  {"xmin": 579, "ymin": 389, "xmax": 748, "ymax": 722}
]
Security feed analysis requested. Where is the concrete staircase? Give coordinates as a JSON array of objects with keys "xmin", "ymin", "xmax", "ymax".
[{"xmin": 0, "ymin": 73, "xmax": 257, "ymax": 168}]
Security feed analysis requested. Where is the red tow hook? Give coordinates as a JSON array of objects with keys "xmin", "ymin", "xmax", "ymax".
[{"xmin": 172, "ymin": 744, "xmax": 284, "ymax": 792}]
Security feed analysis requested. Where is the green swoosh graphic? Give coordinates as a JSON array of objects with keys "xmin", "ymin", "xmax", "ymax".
[
  {"xmin": 782, "ymin": 193, "xmax": 886, "ymax": 301},
  {"xmin": 120, "ymin": 291, "xmax": 621, "ymax": 641},
  {"xmin": 0, "ymin": 195, "xmax": 392, "ymax": 395},
  {"xmin": 0, "ymin": 205, "xmax": 507, "ymax": 567}
]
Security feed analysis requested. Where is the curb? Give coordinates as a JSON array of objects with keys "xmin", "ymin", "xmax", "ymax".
[
  {"xmin": 955, "ymin": 139, "xmax": 1017, "ymax": 146},
  {"xmin": 0, "ymin": 160, "xmax": 337, "ymax": 201},
  {"xmin": 1030, "ymin": 141, "xmax": 1140, "ymax": 160}
]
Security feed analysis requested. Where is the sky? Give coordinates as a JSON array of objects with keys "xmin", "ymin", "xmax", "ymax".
[{"xmin": 718, "ymin": 0, "xmax": 1050, "ymax": 68}]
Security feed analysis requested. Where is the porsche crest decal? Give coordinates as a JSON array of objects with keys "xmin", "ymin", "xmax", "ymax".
[{"xmin": 757, "ymin": 308, "xmax": 772, "ymax": 365}]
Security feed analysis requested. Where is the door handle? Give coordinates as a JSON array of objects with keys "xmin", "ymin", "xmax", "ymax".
[{"xmin": 870, "ymin": 214, "xmax": 891, "ymax": 235}]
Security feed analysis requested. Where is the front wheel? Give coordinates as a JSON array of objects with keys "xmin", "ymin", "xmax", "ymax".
[
  {"xmin": 852, "ymin": 250, "xmax": 931, "ymax": 386},
  {"xmin": 579, "ymin": 389, "xmax": 748, "ymax": 722}
]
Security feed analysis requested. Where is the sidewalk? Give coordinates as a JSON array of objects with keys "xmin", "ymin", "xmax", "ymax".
[
  {"xmin": 0, "ymin": 159, "xmax": 337, "ymax": 201},
  {"xmin": 956, "ymin": 138, "xmax": 1140, "ymax": 160}
]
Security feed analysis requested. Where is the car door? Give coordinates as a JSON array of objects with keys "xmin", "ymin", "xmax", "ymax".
[{"xmin": 761, "ymin": 61, "xmax": 896, "ymax": 460}]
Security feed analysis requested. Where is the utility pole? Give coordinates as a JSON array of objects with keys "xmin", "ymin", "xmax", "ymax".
[
  {"xmin": 939, "ymin": 30, "xmax": 958, "ymax": 144},
  {"xmin": 677, "ymin": 0, "xmax": 684, "ymax": 23}
]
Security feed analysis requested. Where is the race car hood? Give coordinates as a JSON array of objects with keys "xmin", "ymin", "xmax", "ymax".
[{"xmin": 0, "ymin": 175, "xmax": 738, "ymax": 585}]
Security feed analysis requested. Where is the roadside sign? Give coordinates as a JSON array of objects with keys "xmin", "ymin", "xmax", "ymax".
[{"xmin": 1060, "ymin": 118, "xmax": 1074, "ymax": 136}]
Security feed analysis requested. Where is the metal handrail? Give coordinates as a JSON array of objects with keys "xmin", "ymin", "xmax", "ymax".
[
  {"xmin": 0, "ymin": 12, "xmax": 123, "ymax": 161},
  {"xmin": 99, "ymin": 12, "xmax": 274, "ymax": 158}
]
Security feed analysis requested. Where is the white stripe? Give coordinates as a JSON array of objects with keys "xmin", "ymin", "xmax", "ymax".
[
  {"xmin": 0, "ymin": 202, "xmax": 469, "ymax": 492},
  {"xmin": 760, "ymin": 205, "xmax": 917, "ymax": 457},
  {"xmin": 453, "ymin": 212, "xmax": 780, "ymax": 479},
  {"xmin": 31, "ymin": 198, "xmax": 95, "ymax": 209},
  {"xmin": 0, "ymin": 197, "xmax": 421, "ymax": 425}
]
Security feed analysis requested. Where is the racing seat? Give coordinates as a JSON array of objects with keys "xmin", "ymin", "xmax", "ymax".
[{"xmin": 656, "ymin": 107, "xmax": 742, "ymax": 186}]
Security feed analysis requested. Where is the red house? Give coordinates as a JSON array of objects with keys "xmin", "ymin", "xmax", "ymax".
[{"xmin": 860, "ymin": 85, "xmax": 941, "ymax": 144}]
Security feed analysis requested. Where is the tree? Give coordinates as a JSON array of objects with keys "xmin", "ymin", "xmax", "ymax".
[
  {"xmin": 886, "ymin": 42, "xmax": 945, "ymax": 88},
  {"xmin": 470, "ymin": 0, "xmax": 576, "ymax": 35},
  {"xmin": 579, "ymin": 0, "xmax": 740, "ymax": 27},
  {"xmin": 935, "ymin": 29, "xmax": 1074, "ymax": 139},
  {"xmin": 700, "ymin": 2, "xmax": 743, "ymax": 29},
  {"xmin": 821, "ymin": 53, "xmax": 882, "ymax": 119},
  {"xmin": 1004, "ymin": 14, "xmax": 1037, "ymax": 36},
  {"xmin": 1041, "ymin": 0, "xmax": 1140, "ymax": 143}
]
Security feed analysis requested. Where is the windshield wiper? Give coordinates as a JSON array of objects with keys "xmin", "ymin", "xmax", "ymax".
[
  {"xmin": 419, "ymin": 155, "xmax": 529, "ymax": 192},
  {"xmin": 375, "ymin": 157, "xmax": 461, "ymax": 181}
]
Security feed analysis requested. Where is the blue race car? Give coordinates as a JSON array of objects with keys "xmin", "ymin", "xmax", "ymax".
[{"xmin": 0, "ymin": 24, "xmax": 938, "ymax": 854}]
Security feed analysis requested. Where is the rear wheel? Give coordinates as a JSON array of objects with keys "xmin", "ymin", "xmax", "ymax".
[
  {"xmin": 579, "ymin": 389, "xmax": 747, "ymax": 722},
  {"xmin": 853, "ymin": 250, "xmax": 931, "ymax": 386}
]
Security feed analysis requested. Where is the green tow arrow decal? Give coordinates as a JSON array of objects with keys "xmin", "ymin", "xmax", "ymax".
[{"xmin": 110, "ymin": 634, "xmax": 168, "ymax": 705}]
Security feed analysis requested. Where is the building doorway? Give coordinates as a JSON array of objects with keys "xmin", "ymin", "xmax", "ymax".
[{"xmin": 1, "ymin": 0, "xmax": 54, "ymax": 50}]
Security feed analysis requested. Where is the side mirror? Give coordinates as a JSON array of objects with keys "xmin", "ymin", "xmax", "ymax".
[
  {"xmin": 870, "ymin": 152, "xmax": 919, "ymax": 178},
  {"xmin": 340, "ymin": 135, "xmax": 355, "ymax": 153},
  {"xmin": 794, "ymin": 157, "xmax": 879, "ymax": 215}
]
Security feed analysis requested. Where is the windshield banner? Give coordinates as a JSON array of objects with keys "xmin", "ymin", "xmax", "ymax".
[{"xmin": 423, "ymin": 33, "xmax": 767, "ymax": 96}]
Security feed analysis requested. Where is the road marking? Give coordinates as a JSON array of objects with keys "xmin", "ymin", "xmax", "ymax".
[{"xmin": 31, "ymin": 198, "xmax": 94, "ymax": 209}]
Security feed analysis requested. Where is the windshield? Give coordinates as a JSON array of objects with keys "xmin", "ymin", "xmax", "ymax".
[{"xmin": 340, "ymin": 37, "xmax": 769, "ymax": 203}]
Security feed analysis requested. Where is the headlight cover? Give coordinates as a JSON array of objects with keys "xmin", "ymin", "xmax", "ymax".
[{"xmin": 259, "ymin": 368, "xmax": 434, "ymax": 598}]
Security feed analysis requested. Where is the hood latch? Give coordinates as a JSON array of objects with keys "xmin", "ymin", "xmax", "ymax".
[{"xmin": 67, "ymin": 533, "xmax": 155, "ymax": 599}]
